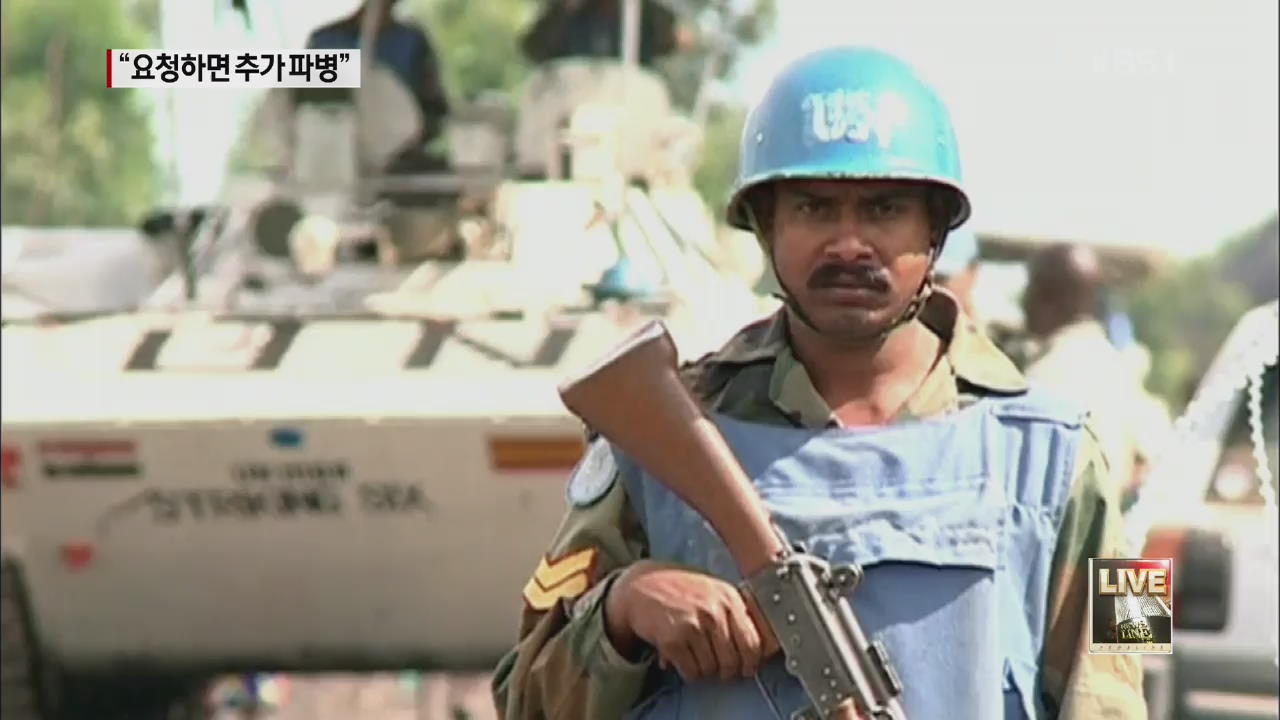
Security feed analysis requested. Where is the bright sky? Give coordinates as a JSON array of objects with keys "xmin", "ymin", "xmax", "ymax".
[
  {"xmin": 158, "ymin": 0, "xmax": 1278, "ymax": 259},
  {"xmin": 733, "ymin": 0, "xmax": 1279, "ymax": 257}
]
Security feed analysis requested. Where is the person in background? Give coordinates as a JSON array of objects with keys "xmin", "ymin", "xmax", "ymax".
[
  {"xmin": 1118, "ymin": 343, "xmax": 1174, "ymax": 511},
  {"xmin": 1021, "ymin": 242, "xmax": 1149, "ymax": 505},
  {"xmin": 520, "ymin": 0, "xmax": 683, "ymax": 67},
  {"xmin": 306, "ymin": 0, "xmax": 451, "ymax": 146}
]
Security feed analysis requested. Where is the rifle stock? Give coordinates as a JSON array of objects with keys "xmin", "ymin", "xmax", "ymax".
[{"xmin": 557, "ymin": 321, "xmax": 785, "ymax": 576}]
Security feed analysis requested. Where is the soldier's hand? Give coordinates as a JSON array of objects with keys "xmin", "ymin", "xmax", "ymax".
[{"xmin": 605, "ymin": 560, "xmax": 779, "ymax": 683}]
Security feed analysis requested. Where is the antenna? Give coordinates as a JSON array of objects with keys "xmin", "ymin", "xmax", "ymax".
[
  {"xmin": 621, "ymin": 0, "xmax": 642, "ymax": 70},
  {"xmin": 357, "ymin": 0, "xmax": 390, "ymax": 177}
]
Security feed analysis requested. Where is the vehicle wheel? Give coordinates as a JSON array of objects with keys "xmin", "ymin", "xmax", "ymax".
[
  {"xmin": 2, "ymin": 559, "xmax": 208, "ymax": 720},
  {"xmin": 57, "ymin": 678, "xmax": 209, "ymax": 720},
  {"xmin": 1, "ymin": 558, "xmax": 47, "ymax": 720}
]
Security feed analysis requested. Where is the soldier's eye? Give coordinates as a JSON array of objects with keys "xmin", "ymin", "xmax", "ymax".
[
  {"xmin": 866, "ymin": 199, "xmax": 903, "ymax": 220},
  {"xmin": 795, "ymin": 199, "xmax": 822, "ymax": 215}
]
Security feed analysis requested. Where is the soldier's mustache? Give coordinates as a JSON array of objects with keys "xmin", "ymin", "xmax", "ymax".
[{"xmin": 807, "ymin": 262, "xmax": 890, "ymax": 293}]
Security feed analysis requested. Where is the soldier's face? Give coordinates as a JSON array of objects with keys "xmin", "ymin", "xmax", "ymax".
[{"xmin": 770, "ymin": 179, "xmax": 935, "ymax": 341}]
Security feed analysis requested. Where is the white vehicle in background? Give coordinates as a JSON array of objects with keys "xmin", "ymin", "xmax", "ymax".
[
  {"xmin": 0, "ymin": 1, "xmax": 773, "ymax": 718},
  {"xmin": 1136, "ymin": 301, "xmax": 1279, "ymax": 720}
]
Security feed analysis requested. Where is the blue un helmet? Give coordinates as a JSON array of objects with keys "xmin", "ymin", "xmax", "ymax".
[
  {"xmin": 728, "ymin": 45, "xmax": 970, "ymax": 237},
  {"xmin": 727, "ymin": 46, "xmax": 972, "ymax": 337}
]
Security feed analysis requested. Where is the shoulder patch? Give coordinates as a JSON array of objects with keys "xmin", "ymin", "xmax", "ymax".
[
  {"xmin": 522, "ymin": 547, "xmax": 598, "ymax": 611},
  {"xmin": 565, "ymin": 440, "xmax": 617, "ymax": 508}
]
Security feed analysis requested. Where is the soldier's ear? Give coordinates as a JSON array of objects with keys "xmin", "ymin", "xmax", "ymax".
[
  {"xmin": 744, "ymin": 185, "xmax": 776, "ymax": 242},
  {"xmin": 926, "ymin": 188, "xmax": 960, "ymax": 239}
]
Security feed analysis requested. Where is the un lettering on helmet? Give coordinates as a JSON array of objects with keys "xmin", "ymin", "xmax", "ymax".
[
  {"xmin": 802, "ymin": 89, "xmax": 910, "ymax": 150},
  {"xmin": 726, "ymin": 46, "xmax": 972, "ymax": 233}
]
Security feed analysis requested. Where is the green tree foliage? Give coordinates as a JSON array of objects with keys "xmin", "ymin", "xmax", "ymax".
[
  {"xmin": 662, "ymin": 1, "xmax": 776, "ymax": 215},
  {"xmin": 1126, "ymin": 214, "xmax": 1278, "ymax": 405},
  {"xmin": 1128, "ymin": 262, "xmax": 1253, "ymax": 404},
  {"xmin": 410, "ymin": 0, "xmax": 536, "ymax": 101},
  {"xmin": 0, "ymin": 0, "xmax": 158, "ymax": 227},
  {"xmin": 652, "ymin": 0, "xmax": 776, "ymax": 112},
  {"xmin": 693, "ymin": 104, "xmax": 746, "ymax": 215}
]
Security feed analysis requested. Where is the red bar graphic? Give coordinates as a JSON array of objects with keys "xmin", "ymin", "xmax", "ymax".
[
  {"xmin": 1, "ymin": 446, "xmax": 20, "ymax": 489},
  {"xmin": 106, "ymin": 49, "xmax": 113, "ymax": 88}
]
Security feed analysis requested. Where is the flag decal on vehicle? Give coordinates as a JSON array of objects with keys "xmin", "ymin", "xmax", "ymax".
[
  {"xmin": 488, "ymin": 435, "xmax": 585, "ymax": 472},
  {"xmin": 39, "ymin": 440, "xmax": 141, "ymax": 480},
  {"xmin": 2, "ymin": 446, "xmax": 21, "ymax": 489}
]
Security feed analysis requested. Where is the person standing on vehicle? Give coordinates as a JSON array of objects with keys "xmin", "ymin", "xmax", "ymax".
[
  {"xmin": 492, "ymin": 46, "xmax": 1147, "ymax": 719},
  {"xmin": 306, "ymin": 0, "xmax": 451, "ymax": 146},
  {"xmin": 520, "ymin": 0, "xmax": 683, "ymax": 68},
  {"xmin": 1021, "ymin": 243, "xmax": 1149, "ymax": 505}
]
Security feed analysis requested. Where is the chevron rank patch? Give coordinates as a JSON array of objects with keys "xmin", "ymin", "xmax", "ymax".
[
  {"xmin": 522, "ymin": 547, "xmax": 598, "ymax": 611},
  {"xmin": 565, "ymin": 440, "xmax": 616, "ymax": 508}
]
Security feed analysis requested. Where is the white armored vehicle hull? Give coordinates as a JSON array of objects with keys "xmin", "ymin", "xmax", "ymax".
[
  {"xmin": 0, "ymin": 24, "xmax": 775, "ymax": 712},
  {"xmin": 1, "ymin": 306, "xmax": 764, "ymax": 675}
]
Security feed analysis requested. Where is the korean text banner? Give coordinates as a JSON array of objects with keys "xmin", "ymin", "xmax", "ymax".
[{"xmin": 106, "ymin": 49, "xmax": 362, "ymax": 89}]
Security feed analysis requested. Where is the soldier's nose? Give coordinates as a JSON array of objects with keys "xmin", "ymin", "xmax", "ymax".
[{"xmin": 820, "ymin": 234, "xmax": 875, "ymax": 264}]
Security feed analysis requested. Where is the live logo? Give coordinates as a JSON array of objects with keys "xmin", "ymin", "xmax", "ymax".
[
  {"xmin": 1097, "ymin": 566, "xmax": 1169, "ymax": 596},
  {"xmin": 1088, "ymin": 557, "xmax": 1174, "ymax": 655}
]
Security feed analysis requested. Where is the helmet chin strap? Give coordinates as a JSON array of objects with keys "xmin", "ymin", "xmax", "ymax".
[{"xmin": 749, "ymin": 203, "xmax": 944, "ymax": 347}]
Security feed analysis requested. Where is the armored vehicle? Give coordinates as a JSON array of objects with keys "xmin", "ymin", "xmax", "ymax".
[{"xmin": 0, "ymin": 1, "xmax": 774, "ymax": 716}]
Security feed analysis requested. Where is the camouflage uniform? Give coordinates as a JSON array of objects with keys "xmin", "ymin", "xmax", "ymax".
[{"xmin": 491, "ymin": 292, "xmax": 1147, "ymax": 718}]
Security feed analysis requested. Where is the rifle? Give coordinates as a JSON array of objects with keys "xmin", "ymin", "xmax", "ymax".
[{"xmin": 558, "ymin": 320, "xmax": 907, "ymax": 720}]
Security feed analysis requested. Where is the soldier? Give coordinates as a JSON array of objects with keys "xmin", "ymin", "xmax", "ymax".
[
  {"xmin": 520, "ymin": 0, "xmax": 682, "ymax": 68},
  {"xmin": 306, "ymin": 0, "xmax": 451, "ymax": 147},
  {"xmin": 492, "ymin": 47, "xmax": 1147, "ymax": 718},
  {"xmin": 1021, "ymin": 243, "xmax": 1149, "ymax": 505}
]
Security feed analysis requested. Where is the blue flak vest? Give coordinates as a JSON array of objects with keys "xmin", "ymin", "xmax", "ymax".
[{"xmin": 617, "ymin": 390, "xmax": 1084, "ymax": 720}]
